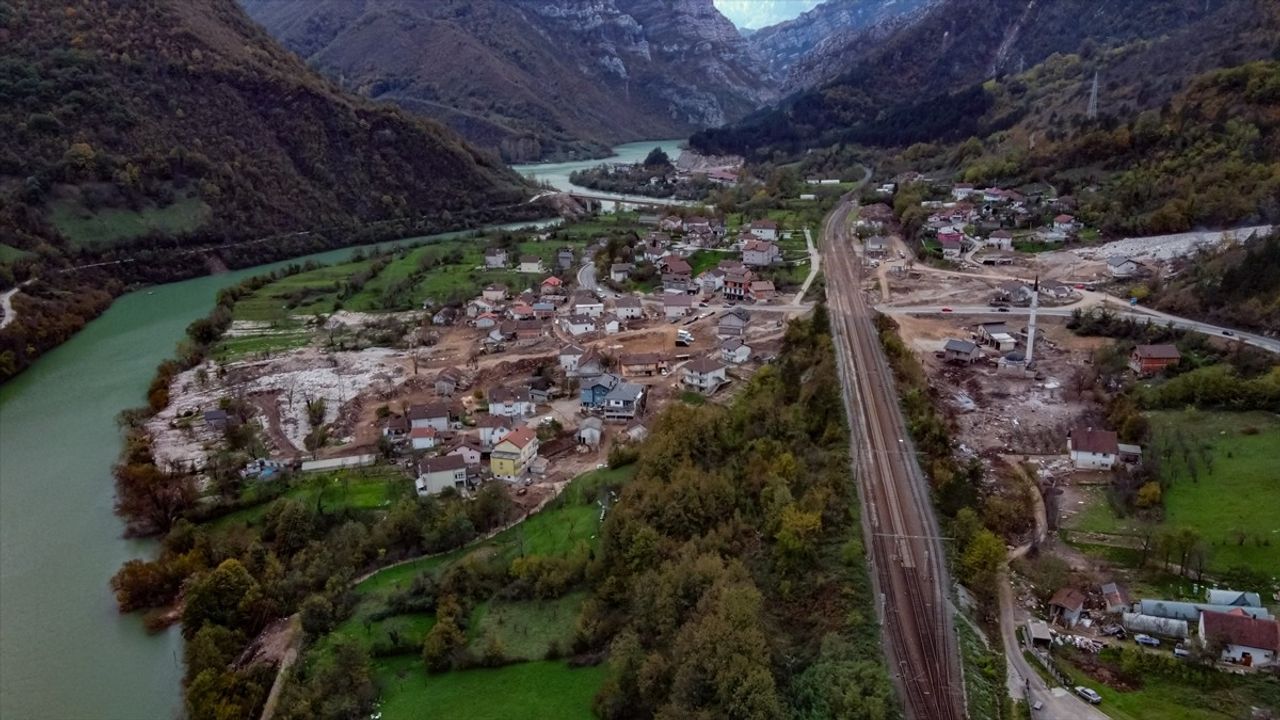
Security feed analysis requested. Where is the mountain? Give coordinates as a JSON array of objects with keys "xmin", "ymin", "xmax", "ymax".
[
  {"xmin": 748, "ymin": 0, "xmax": 936, "ymax": 91},
  {"xmin": 713, "ymin": 0, "xmax": 823, "ymax": 31},
  {"xmin": 0, "ymin": 0, "xmax": 533, "ymax": 382},
  {"xmin": 240, "ymin": 0, "xmax": 777, "ymax": 162},
  {"xmin": 692, "ymin": 0, "xmax": 1266, "ymax": 158}
]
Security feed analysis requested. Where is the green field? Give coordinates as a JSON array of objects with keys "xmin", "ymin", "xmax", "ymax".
[
  {"xmin": 1068, "ymin": 410, "xmax": 1280, "ymax": 577},
  {"xmin": 470, "ymin": 592, "xmax": 586, "ymax": 660},
  {"xmin": 0, "ymin": 243, "xmax": 34, "ymax": 262},
  {"xmin": 210, "ymin": 465, "xmax": 409, "ymax": 531},
  {"xmin": 1059, "ymin": 656, "xmax": 1278, "ymax": 720},
  {"xmin": 49, "ymin": 195, "xmax": 210, "ymax": 247},
  {"xmin": 374, "ymin": 658, "xmax": 606, "ymax": 720}
]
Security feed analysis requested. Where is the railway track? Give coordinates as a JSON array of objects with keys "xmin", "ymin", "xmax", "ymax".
[{"xmin": 822, "ymin": 198, "xmax": 965, "ymax": 720}]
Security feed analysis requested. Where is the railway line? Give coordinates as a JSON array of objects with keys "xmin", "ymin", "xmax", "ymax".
[{"xmin": 822, "ymin": 197, "xmax": 966, "ymax": 719}]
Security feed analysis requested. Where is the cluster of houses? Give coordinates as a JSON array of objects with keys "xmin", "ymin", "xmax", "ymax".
[
  {"xmin": 1044, "ymin": 584, "xmax": 1279, "ymax": 668},
  {"xmin": 991, "ymin": 279, "xmax": 1078, "ymax": 306},
  {"xmin": 612, "ymin": 215, "xmax": 784, "ymax": 305}
]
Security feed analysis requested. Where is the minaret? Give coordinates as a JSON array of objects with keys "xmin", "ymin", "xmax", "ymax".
[
  {"xmin": 1087, "ymin": 70, "xmax": 1099, "ymax": 120},
  {"xmin": 1026, "ymin": 276, "xmax": 1039, "ymax": 367}
]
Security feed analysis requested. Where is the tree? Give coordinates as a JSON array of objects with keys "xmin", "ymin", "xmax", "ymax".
[
  {"xmin": 299, "ymin": 594, "xmax": 335, "ymax": 638},
  {"xmin": 960, "ymin": 529, "xmax": 1005, "ymax": 602},
  {"xmin": 643, "ymin": 147, "xmax": 672, "ymax": 168},
  {"xmin": 185, "ymin": 624, "xmax": 245, "ymax": 680},
  {"xmin": 775, "ymin": 505, "xmax": 822, "ymax": 571},
  {"xmin": 1135, "ymin": 481, "xmax": 1162, "ymax": 509},
  {"xmin": 181, "ymin": 559, "xmax": 260, "ymax": 638},
  {"xmin": 422, "ymin": 594, "xmax": 466, "ymax": 672}
]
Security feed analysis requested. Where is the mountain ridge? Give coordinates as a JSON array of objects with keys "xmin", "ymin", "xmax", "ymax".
[{"xmin": 242, "ymin": 0, "xmax": 777, "ymax": 163}]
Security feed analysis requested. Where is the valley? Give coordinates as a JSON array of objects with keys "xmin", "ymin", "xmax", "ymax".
[{"xmin": 2, "ymin": 1, "xmax": 1279, "ymax": 719}]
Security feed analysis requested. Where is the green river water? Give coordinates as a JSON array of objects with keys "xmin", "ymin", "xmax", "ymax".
[{"xmin": 0, "ymin": 139, "xmax": 685, "ymax": 719}]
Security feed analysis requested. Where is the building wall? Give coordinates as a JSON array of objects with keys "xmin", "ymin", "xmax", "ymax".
[{"xmin": 1071, "ymin": 450, "xmax": 1115, "ymax": 470}]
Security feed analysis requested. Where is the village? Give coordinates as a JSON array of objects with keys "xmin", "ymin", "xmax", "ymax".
[
  {"xmin": 848, "ymin": 172, "xmax": 1280, "ymax": 708},
  {"xmin": 147, "ymin": 210, "xmax": 820, "ymax": 515}
]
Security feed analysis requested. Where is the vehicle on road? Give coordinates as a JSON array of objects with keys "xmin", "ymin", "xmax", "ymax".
[
  {"xmin": 1075, "ymin": 686, "xmax": 1103, "ymax": 704},
  {"xmin": 1223, "ymin": 329, "xmax": 1235, "ymax": 336},
  {"xmin": 997, "ymin": 307, "xmax": 1009, "ymax": 313},
  {"xmin": 941, "ymin": 306, "xmax": 953, "ymax": 313},
  {"xmin": 1135, "ymin": 634, "xmax": 1161, "ymax": 648}
]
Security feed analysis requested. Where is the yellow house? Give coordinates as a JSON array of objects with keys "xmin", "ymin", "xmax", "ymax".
[{"xmin": 490, "ymin": 427, "xmax": 539, "ymax": 481}]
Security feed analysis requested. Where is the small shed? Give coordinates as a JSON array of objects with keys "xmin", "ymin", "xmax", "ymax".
[
  {"xmin": 577, "ymin": 417, "xmax": 604, "ymax": 449},
  {"xmin": 1026, "ymin": 619, "xmax": 1053, "ymax": 648},
  {"xmin": 943, "ymin": 338, "xmax": 980, "ymax": 364},
  {"xmin": 1049, "ymin": 587, "xmax": 1086, "ymax": 628},
  {"xmin": 1100, "ymin": 582, "xmax": 1130, "ymax": 614}
]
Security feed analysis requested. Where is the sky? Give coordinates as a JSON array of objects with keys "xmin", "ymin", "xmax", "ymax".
[{"xmin": 713, "ymin": 0, "xmax": 824, "ymax": 30}]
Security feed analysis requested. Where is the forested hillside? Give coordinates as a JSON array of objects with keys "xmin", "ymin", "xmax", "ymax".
[
  {"xmin": 586, "ymin": 311, "xmax": 897, "ymax": 719},
  {"xmin": 0, "ymin": 0, "xmax": 536, "ymax": 382},
  {"xmin": 692, "ymin": 0, "xmax": 1264, "ymax": 158},
  {"xmin": 242, "ymin": 0, "xmax": 775, "ymax": 162},
  {"xmin": 1149, "ymin": 230, "xmax": 1280, "ymax": 333}
]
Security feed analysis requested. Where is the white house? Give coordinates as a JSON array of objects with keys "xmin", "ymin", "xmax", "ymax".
[
  {"xmin": 559, "ymin": 344, "xmax": 586, "ymax": 373},
  {"xmin": 410, "ymin": 426, "xmax": 439, "ymax": 451},
  {"xmin": 571, "ymin": 293, "xmax": 605, "ymax": 318},
  {"xmin": 748, "ymin": 219, "xmax": 778, "ymax": 241},
  {"xmin": 518, "ymin": 255, "xmax": 545, "ymax": 274},
  {"xmin": 1068, "ymin": 427, "xmax": 1119, "ymax": 470},
  {"xmin": 682, "ymin": 356, "xmax": 728, "ymax": 393},
  {"xmin": 613, "ymin": 296, "xmax": 644, "ymax": 320},
  {"xmin": 742, "ymin": 240, "xmax": 781, "ymax": 267},
  {"xmin": 562, "ymin": 314, "xmax": 597, "ymax": 336},
  {"xmin": 446, "ymin": 439, "xmax": 482, "ymax": 467},
  {"xmin": 610, "ymin": 263, "xmax": 635, "ymax": 283},
  {"xmin": 664, "ymin": 294, "xmax": 695, "ymax": 319},
  {"xmin": 952, "ymin": 183, "xmax": 976, "ymax": 200},
  {"xmin": 488, "ymin": 386, "xmax": 535, "ymax": 417},
  {"xmin": 484, "ymin": 247, "xmax": 508, "ymax": 269},
  {"xmin": 577, "ymin": 417, "xmax": 604, "ymax": 449},
  {"xmin": 601, "ymin": 314, "xmax": 621, "ymax": 335},
  {"xmin": 1199, "ymin": 610, "xmax": 1279, "ymax": 667},
  {"xmin": 482, "ymin": 284, "xmax": 508, "ymax": 302},
  {"xmin": 721, "ymin": 338, "xmax": 751, "ymax": 365},
  {"xmin": 467, "ymin": 297, "xmax": 500, "ymax": 318},
  {"xmin": 1053, "ymin": 214, "xmax": 1077, "ymax": 233},
  {"xmin": 940, "ymin": 236, "xmax": 963, "ymax": 259},
  {"xmin": 416, "ymin": 454, "xmax": 469, "ymax": 496},
  {"xmin": 1107, "ymin": 256, "xmax": 1140, "ymax": 278},
  {"xmin": 477, "ymin": 414, "xmax": 514, "ymax": 450},
  {"xmin": 408, "ymin": 403, "xmax": 450, "ymax": 432}
]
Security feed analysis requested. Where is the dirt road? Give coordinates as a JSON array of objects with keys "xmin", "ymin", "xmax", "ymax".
[{"xmin": 823, "ymin": 196, "xmax": 965, "ymax": 719}]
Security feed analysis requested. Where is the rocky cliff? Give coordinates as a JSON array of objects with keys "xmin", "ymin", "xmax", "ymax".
[
  {"xmin": 749, "ymin": 0, "xmax": 935, "ymax": 91},
  {"xmin": 242, "ymin": 0, "xmax": 776, "ymax": 162}
]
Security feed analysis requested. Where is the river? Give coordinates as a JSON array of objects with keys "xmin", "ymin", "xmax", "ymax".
[
  {"xmin": 512, "ymin": 137, "xmax": 689, "ymax": 206},
  {"xmin": 0, "ymin": 141, "xmax": 677, "ymax": 719}
]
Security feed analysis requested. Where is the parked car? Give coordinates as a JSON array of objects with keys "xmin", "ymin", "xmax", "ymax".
[
  {"xmin": 1135, "ymin": 634, "xmax": 1161, "ymax": 648},
  {"xmin": 1174, "ymin": 643, "xmax": 1191, "ymax": 658},
  {"xmin": 1074, "ymin": 686, "xmax": 1103, "ymax": 704}
]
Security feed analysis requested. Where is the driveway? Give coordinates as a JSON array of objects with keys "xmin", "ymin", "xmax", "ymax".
[{"xmin": 998, "ymin": 574, "xmax": 1109, "ymax": 720}]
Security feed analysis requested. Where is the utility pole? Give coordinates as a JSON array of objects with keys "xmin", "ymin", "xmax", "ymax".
[{"xmin": 1087, "ymin": 70, "xmax": 1099, "ymax": 120}]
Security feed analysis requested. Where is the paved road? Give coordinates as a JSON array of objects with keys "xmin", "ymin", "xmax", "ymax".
[
  {"xmin": 576, "ymin": 261, "xmax": 616, "ymax": 299},
  {"xmin": 0, "ymin": 279, "xmax": 35, "ymax": 331},
  {"xmin": 877, "ymin": 303, "xmax": 1280, "ymax": 354},
  {"xmin": 824, "ymin": 195, "xmax": 965, "ymax": 719},
  {"xmin": 791, "ymin": 228, "xmax": 821, "ymax": 305}
]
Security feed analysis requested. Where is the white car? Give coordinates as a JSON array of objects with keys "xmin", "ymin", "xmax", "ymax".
[
  {"xmin": 1074, "ymin": 686, "xmax": 1102, "ymax": 705},
  {"xmin": 1134, "ymin": 634, "xmax": 1160, "ymax": 648}
]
